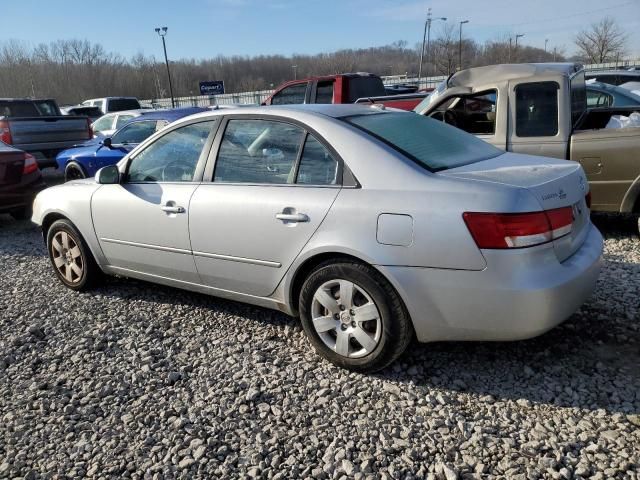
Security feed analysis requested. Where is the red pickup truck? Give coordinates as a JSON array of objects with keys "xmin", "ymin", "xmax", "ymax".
[{"xmin": 263, "ymin": 72, "xmax": 427, "ymax": 111}]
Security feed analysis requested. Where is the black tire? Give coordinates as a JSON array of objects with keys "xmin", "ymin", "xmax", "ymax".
[
  {"xmin": 64, "ymin": 162, "xmax": 87, "ymax": 182},
  {"xmin": 46, "ymin": 219, "xmax": 102, "ymax": 291},
  {"xmin": 10, "ymin": 206, "xmax": 32, "ymax": 221},
  {"xmin": 299, "ymin": 260, "xmax": 413, "ymax": 373}
]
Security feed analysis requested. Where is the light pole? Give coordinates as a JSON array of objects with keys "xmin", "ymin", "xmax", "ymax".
[
  {"xmin": 458, "ymin": 20, "xmax": 469, "ymax": 70},
  {"xmin": 514, "ymin": 33, "xmax": 524, "ymax": 62},
  {"xmin": 544, "ymin": 38, "xmax": 549, "ymax": 54},
  {"xmin": 418, "ymin": 8, "xmax": 447, "ymax": 81},
  {"xmin": 155, "ymin": 27, "xmax": 175, "ymax": 108},
  {"xmin": 292, "ymin": 65, "xmax": 298, "ymax": 80}
]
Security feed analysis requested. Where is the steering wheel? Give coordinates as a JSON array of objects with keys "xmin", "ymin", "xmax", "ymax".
[{"xmin": 161, "ymin": 159, "xmax": 193, "ymax": 182}]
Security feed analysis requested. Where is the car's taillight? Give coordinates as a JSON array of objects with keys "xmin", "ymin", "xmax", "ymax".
[
  {"xmin": 0, "ymin": 120, "xmax": 12, "ymax": 144},
  {"xmin": 463, "ymin": 207, "xmax": 573, "ymax": 249},
  {"xmin": 22, "ymin": 153, "xmax": 39, "ymax": 175},
  {"xmin": 585, "ymin": 192, "xmax": 592, "ymax": 209}
]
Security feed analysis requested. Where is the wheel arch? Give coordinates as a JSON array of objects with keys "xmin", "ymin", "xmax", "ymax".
[
  {"xmin": 286, "ymin": 250, "xmax": 413, "ymax": 330},
  {"xmin": 620, "ymin": 173, "xmax": 640, "ymax": 213},
  {"xmin": 41, "ymin": 212, "xmax": 106, "ymax": 269}
]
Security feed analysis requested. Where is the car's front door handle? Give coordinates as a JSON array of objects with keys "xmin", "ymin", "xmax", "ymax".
[
  {"xmin": 276, "ymin": 212, "xmax": 309, "ymax": 223},
  {"xmin": 161, "ymin": 205, "xmax": 185, "ymax": 214}
]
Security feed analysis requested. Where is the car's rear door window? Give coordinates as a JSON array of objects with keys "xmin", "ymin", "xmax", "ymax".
[
  {"xmin": 214, "ymin": 119, "xmax": 305, "ymax": 184},
  {"xmin": 343, "ymin": 112, "xmax": 502, "ymax": 172},
  {"xmin": 515, "ymin": 82, "xmax": 559, "ymax": 137},
  {"xmin": 315, "ymin": 81, "xmax": 334, "ymax": 104}
]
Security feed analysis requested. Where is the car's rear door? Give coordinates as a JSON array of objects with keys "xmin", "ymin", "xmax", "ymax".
[
  {"xmin": 91, "ymin": 119, "xmax": 219, "ymax": 282},
  {"xmin": 188, "ymin": 116, "xmax": 342, "ymax": 297}
]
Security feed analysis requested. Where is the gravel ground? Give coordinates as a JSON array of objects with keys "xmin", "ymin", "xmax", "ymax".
[{"xmin": 0, "ymin": 178, "xmax": 639, "ymax": 479}]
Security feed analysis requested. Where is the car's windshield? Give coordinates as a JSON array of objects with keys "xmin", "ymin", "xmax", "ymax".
[{"xmin": 343, "ymin": 111, "xmax": 502, "ymax": 172}]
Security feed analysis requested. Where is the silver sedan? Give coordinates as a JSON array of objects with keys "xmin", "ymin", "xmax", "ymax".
[{"xmin": 32, "ymin": 105, "xmax": 603, "ymax": 372}]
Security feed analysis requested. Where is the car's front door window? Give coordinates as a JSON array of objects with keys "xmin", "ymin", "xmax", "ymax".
[{"xmin": 126, "ymin": 121, "xmax": 217, "ymax": 182}]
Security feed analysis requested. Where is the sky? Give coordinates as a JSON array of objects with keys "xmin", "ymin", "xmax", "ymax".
[{"xmin": 2, "ymin": 0, "xmax": 640, "ymax": 61}]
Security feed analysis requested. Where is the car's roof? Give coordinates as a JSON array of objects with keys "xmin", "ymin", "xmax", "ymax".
[
  {"xmin": 85, "ymin": 97, "xmax": 139, "ymax": 101},
  {"xmin": 185, "ymin": 103, "xmax": 394, "ymax": 121},
  {"xmin": 126, "ymin": 107, "xmax": 209, "ymax": 123},
  {"xmin": 447, "ymin": 63, "xmax": 583, "ymax": 88}
]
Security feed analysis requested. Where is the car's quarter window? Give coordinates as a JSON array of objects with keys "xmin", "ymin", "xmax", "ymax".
[
  {"xmin": 214, "ymin": 119, "xmax": 305, "ymax": 184},
  {"xmin": 126, "ymin": 121, "xmax": 216, "ymax": 183},
  {"xmin": 111, "ymin": 120, "xmax": 158, "ymax": 145},
  {"xmin": 515, "ymin": 82, "xmax": 559, "ymax": 137},
  {"xmin": 344, "ymin": 112, "xmax": 502, "ymax": 172},
  {"xmin": 315, "ymin": 81, "xmax": 334, "ymax": 104},
  {"xmin": 296, "ymin": 135, "xmax": 339, "ymax": 185},
  {"xmin": 429, "ymin": 91, "xmax": 497, "ymax": 135},
  {"xmin": 271, "ymin": 83, "xmax": 308, "ymax": 105}
]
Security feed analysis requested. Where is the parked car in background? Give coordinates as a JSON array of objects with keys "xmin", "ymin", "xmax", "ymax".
[
  {"xmin": 584, "ymin": 69, "xmax": 640, "ymax": 86},
  {"xmin": 586, "ymin": 81, "xmax": 640, "ymax": 108},
  {"xmin": 384, "ymin": 84, "xmax": 419, "ymax": 95},
  {"xmin": 263, "ymin": 73, "xmax": 427, "ymax": 111},
  {"xmin": 415, "ymin": 63, "xmax": 640, "ymax": 218},
  {"xmin": 0, "ymin": 98, "xmax": 93, "ymax": 168},
  {"xmin": 57, "ymin": 107, "xmax": 207, "ymax": 181},
  {"xmin": 61, "ymin": 105, "xmax": 104, "ymax": 122},
  {"xmin": 33, "ymin": 104, "xmax": 602, "ymax": 372},
  {"xmin": 0, "ymin": 141, "xmax": 45, "ymax": 219},
  {"xmin": 81, "ymin": 97, "xmax": 141, "ymax": 114},
  {"xmin": 91, "ymin": 109, "xmax": 150, "ymax": 137}
]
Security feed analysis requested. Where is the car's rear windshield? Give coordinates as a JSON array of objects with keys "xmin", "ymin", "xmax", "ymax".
[
  {"xmin": 0, "ymin": 101, "xmax": 41, "ymax": 117},
  {"xmin": 346, "ymin": 77, "xmax": 387, "ymax": 102},
  {"xmin": 108, "ymin": 98, "xmax": 141, "ymax": 112},
  {"xmin": 343, "ymin": 112, "xmax": 503, "ymax": 172}
]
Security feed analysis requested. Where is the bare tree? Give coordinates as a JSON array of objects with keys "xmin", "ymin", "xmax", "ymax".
[{"xmin": 574, "ymin": 17, "xmax": 627, "ymax": 63}]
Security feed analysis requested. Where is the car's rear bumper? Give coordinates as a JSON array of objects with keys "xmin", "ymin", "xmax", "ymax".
[
  {"xmin": 377, "ymin": 223, "xmax": 603, "ymax": 343},
  {"xmin": 0, "ymin": 174, "xmax": 47, "ymax": 213}
]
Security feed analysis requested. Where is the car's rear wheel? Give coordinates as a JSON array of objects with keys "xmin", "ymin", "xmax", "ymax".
[
  {"xmin": 46, "ymin": 219, "xmax": 101, "ymax": 291},
  {"xmin": 299, "ymin": 260, "xmax": 413, "ymax": 373},
  {"xmin": 64, "ymin": 162, "xmax": 87, "ymax": 182}
]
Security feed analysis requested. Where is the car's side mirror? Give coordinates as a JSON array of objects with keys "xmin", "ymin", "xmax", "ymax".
[
  {"xmin": 95, "ymin": 165, "xmax": 120, "ymax": 184},
  {"xmin": 102, "ymin": 137, "xmax": 112, "ymax": 149}
]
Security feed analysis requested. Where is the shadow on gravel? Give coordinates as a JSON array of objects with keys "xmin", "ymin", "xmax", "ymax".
[{"xmin": 591, "ymin": 212, "xmax": 639, "ymax": 239}]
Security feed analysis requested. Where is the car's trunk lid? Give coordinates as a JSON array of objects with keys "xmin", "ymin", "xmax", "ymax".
[{"xmin": 440, "ymin": 153, "xmax": 590, "ymax": 262}]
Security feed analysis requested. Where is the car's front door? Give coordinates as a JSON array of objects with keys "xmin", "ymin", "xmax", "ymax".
[
  {"xmin": 189, "ymin": 117, "xmax": 342, "ymax": 297},
  {"xmin": 91, "ymin": 119, "xmax": 218, "ymax": 282}
]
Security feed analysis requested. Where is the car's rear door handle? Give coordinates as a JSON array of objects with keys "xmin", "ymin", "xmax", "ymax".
[
  {"xmin": 161, "ymin": 205, "xmax": 185, "ymax": 214},
  {"xmin": 276, "ymin": 212, "xmax": 309, "ymax": 222}
]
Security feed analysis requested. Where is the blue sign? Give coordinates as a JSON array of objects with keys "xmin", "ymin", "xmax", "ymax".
[{"xmin": 199, "ymin": 80, "xmax": 225, "ymax": 96}]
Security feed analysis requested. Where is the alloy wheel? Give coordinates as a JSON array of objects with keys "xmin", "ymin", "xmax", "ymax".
[
  {"xmin": 51, "ymin": 231, "xmax": 84, "ymax": 284},
  {"xmin": 310, "ymin": 279, "xmax": 382, "ymax": 358}
]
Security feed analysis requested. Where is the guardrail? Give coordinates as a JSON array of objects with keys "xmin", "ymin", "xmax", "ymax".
[{"xmin": 142, "ymin": 60, "xmax": 640, "ymax": 108}]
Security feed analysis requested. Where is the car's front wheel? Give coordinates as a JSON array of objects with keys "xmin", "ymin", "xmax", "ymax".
[
  {"xmin": 46, "ymin": 219, "xmax": 101, "ymax": 291},
  {"xmin": 299, "ymin": 260, "xmax": 413, "ymax": 372},
  {"xmin": 64, "ymin": 162, "xmax": 86, "ymax": 182}
]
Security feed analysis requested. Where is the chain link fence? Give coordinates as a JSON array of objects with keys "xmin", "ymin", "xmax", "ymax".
[{"xmin": 141, "ymin": 60, "xmax": 640, "ymax": 109}]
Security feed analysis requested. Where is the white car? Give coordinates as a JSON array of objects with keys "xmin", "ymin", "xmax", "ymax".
[
  {"xmin": 90, "ymin": 109, "xmax": 149, "ymax": 137},
  {"xmin": 81, "ymin": 97, "xmax": 141, "ymax": 114}
]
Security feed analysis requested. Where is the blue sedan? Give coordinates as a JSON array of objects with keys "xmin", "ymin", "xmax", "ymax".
[{"xmin": 56, "ymin": 107, "xmax": 208, "ymax": 181}]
